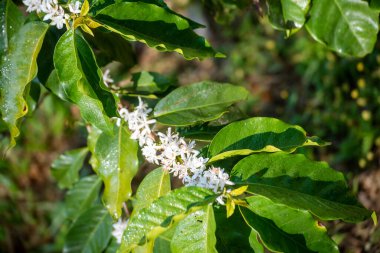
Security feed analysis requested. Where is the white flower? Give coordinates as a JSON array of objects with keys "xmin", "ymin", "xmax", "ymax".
[
  {"xmin": 141, "ymin": 139, "xmax": 160, "ymax": 164},
  {"xmin": 23, "ymin": 0, "xmax": 43, "ymax": 13},
  {"xmin": 103, "ymin": 69, "xmax": 114, "ymax": 87},
  {"xmin": 69, "ymin": 1, "xmax": 82, "ymax": 14},
  {"xmin": 112, "ymin": 219, "xmax": 128, "ymax": 244}
]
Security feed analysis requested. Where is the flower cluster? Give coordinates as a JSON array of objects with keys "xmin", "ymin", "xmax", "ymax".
[
  {"xmin": 22, "ymin": 0, "xmax": 82, "ymax": 29},
  {"xmin": 118, "ymin": 97, "xmax": 233, "ymax": 194}
]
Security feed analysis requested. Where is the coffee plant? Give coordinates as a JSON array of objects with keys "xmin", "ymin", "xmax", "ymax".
[{"xmin": 0, "ymin": 0, "xmax": 378, "ymax": 252}]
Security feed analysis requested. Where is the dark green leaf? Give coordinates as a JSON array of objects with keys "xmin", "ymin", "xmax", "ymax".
[
  {"xmin": 154, "ymin": 82, "xmax": 248, "ymax": 126},
  {"xmin": 0, "ymin": 0, "xmax": 25, "ymax": 53},
  {"xmin": 25, "ymin": 81, "xmax": 41, "ymax": 116},
  {"xmin": 93, "ymin": 2, "xmax": 221, "ymax": 60},
  {"xmin": 64, "ymin": 205, "xmax": 113, "ymax": 253},
  {"xmin": 120, "ymin": 187, "xmax": 214, "ymax": 252},
  {"xmin": 232, "ymin": 153, "xmax": 372, "ymax": 222},
  {"xmin": 93, "ymin": 124, "xmax": 139, "ymax": 219},
  {"xmin": 133, "ymin": 167, "xmax": 171, "ymax": 216},
  {"xmin": 305, "ymin": 0, "xmax": 378, "ymax": 57},
  {"xmin": 214, "ymin": 206, "xmax": 252, "ymax": 253},
  {"xmin": 208, "ymin": 117, "xmax": 326, "ymax": 163},
  {"xmin": 51, "ymin": 148, "xmax": 89, "ymax": 189},
  {"xmin": 241, "ymin": 195, "xmax": 339, "ymax": 253},
  {"xmin": 171, "ymin": 205, "xmax": 217, "ymax": 253},
  {"xmin": 0, "ymin": 21, "xmax": 48, "ymax": 147},
  {"xmin": 53, "ymin": 29, "xmax": 118, "ymax": 133},
  {"xmin": 65, "ymin": 175, "xmax": 102, "ymax": 221}
]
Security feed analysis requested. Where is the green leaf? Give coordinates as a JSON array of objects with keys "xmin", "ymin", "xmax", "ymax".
[
  {"xmin": 65, "ymin": 175, "xmax": 102, "ymax": 221},
  {"xmin": 213, "ymin": 206, "xmax": 252, "ymax": 253},
  {"xmin": 154, "ymin": 82, "xmax": 248, "ymax": 126},
  {"xmin": 171, "ymin": 204, "xmax": 217, "ymax": 253},
  {"xmin": 119, "ymin": 187, "xmax": 214, "ymax": 252},
  {"xmin": 232, "ymin": 152, "xmax": 372, "ymax": 222},
  {"xmin": 51, "ymin": 148, "xmax": 89, "ymax": 189},
  {"xmin": 64, "ymin": 205, "xmax": 113, "ymax": 253},
  {"xmin": 93, "ymin": 124, "xmax": 139, "ymax": 219},
  {"xmin": 0, "ymin": 21, "xmax": 48, "ymax": 147},
  {"xmin": 248, "ymin": 230, "xmax": 264, "ymax": 253},
  {"xmin": 240, "ymin": 195, "xmax": 339, "ymax": 253},
  {"xmin": 0, "ymin": 0, "xmax": 25, "ymax": 53},
  {"xmin": 53, "ymin": 29, "xmax": 118, "ymax": 133},
  {"xmin": 305, "ymin": 0, "xmax": 378, "ymax": 57},
  {"xmin": 208, "ymin": 117, "xmax": 326, "ymax": 163},
  {"xmin": 267, "ymin": 0, "xmax": 310, "ymax": 35},
  {"xmin": 133, "ymin": 167, "xmax": 171, "ymax": 216},
  {"xmin": 370, "ymin": 0, "xmax": 380, "ymax": 10},
  {"xmin": 130, "ymin": 71, "xmax": 172, "ymax": 94},
  {"xmin": 93, "ymin": 2, "xmax": 221, "ymax": 60},
  {"xmin": 45, "ymin": 69, "xmax": 69, "ymax": 102}
]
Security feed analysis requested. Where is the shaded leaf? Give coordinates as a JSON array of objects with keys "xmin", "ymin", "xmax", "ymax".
[
  {"xmin": 0, "ymin": 21, "xmax": 48, "ymax": 147},
  {"xmin": 171, "ymin": 205, "xmax": 217, "ymax": 253},
  {"xmin": 133, "ymin": 167, "xmax": 171, "ymax": 216},
  {"xmin": 53, "ymin": 29, "xmax": 118, "ymax": 133},
  {"xmin": 208, "ymin": 117, "xmax": 326, "ymax": 163},
  {"xmin": 0, "ymin": 0, "xmax": 25, "ymax": 53},
  {"xmin": 64, "ymin": 205, "xmax": 113, "ymax": 253},
  {"xmin": 240, "ymin": 195, "xmax": 339, "ymax": 253},
  {"xmin": 93, "ymin": 124, "xmax": 139, "ymax": 219},
  {"xmin": 305, "ymin": 0, "xmax": 378, "ymax": 57},
  {"xmin": 65, "ymin": 175, "xmax": 102, "ymax": 221},
  {"xmin": 154, "ymin": 82, "xmax": 248, "ymax": 126},
  {"xmin": 232, "ymin": 152, "xmax": 372, "ymax": 222},
  {"xmin": 120, "ymin": 187, "xmax": 214, "ymax": 252},
  {"xmin": 51, "ymin": 148, "xmax": 89, "ymax": 189},
  {"xmin": 131, "ymin": 71, "xmax": 172, "ymax": 94},
  {"xmin": 93, "ymin": 2, "xmax": 221, "ymax": 60}
]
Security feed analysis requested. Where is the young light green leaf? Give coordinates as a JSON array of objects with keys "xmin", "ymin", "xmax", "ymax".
[
  {"xmin": 154, "ymin": 82, "xmax": 248, "ymax": 126},
  {"xmin": 0, "ymin": 21, "xmax": 48, "ymax": 147},
  {"xmin": 248, "ymin": 230, "xmax": 264, "ymax": 253},
  {"xmin": 232, "ymin": 153, "xmax": 372, "ymax": 222},
  {"xmin": 130, "ymin": 71, "xmax": 172, "ymax": 94},
  {"xmin": 93, "ymin": 2, "xmax": 221, "ymax": 60},
  {"xmin": 240, "ymin": 195, "xmax": 339, "ymax": 253},
  {"xmin": 120, "ymin": 187, "xmax": 214, "ymax": 253},
  {"xmin": 171, "ymin": 205, "xmax": 217, "ymax": 253},
  {"xmin": 305, "ymin": 0, "xmax": 378, "ymax": 57},
  {"xmin": 208, "ymin": 117, "xmax": 326, "ymax": 163},
  {"xmin": 133, "ymin": 167, "xmax": 171, "ymax": 216},
  {"xmin": 63, "ymin": 205, "xmax": 113, "ymax": 253},
  {"xmin": 51, "ymin": 147, "xmax": 89, "ymax": 189},
  {"xmin": 53, "ymin": 29, "xmax": 118, "ymax": 134},
  {"xmin": 65, "ymin": 175, "xmax": 102, "ymax": 222},
  {"xmin": 93, "ymin": 124, "xmax": 139, "ymax": 219}
]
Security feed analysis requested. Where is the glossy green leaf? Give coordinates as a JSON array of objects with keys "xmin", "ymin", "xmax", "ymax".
[
  {"xmin": 267, "ymin": 0, "xmax": 310, "ymax": 34},
  {"xmin": 133, "ymin": 167, "xmax": 171, "ymax": 216},
  {"xmin": 0, "ymin": 0, "xmax": 25, "ymax": 53},
  {"xmin": 232, "ymin": 153, "xmax": 372, "ymax": 222},
  {"xmin": 305, "ymin": 0, "xmax": 378, "ymax": 57},
  {"xmin": 64, "ymin": 205, "xmax": 113, "ymax": 253},
  {"xmin": 0, "ymin": 21, "xmax": 48, "ymax": 147},
  {"xmin": 93, "ymin": 2, "xmax": 221, "ymax": 60},
  {"xmin": 241, "ymin": 195, "xmax": 339, "ymax": 253},
  {"xmin": 65, "ymin": 175, "xmax": 102, "ymax": 221},
  {"xmin": 171, "ymin": 204, "xmax": 217, "ymax": 253},
  {"xmin": 119, "ymin": 187, "xmax": 214, "ymax": 253},
  {"xmin": 53, "ymin": 29, "xmax": 118, "ymax": 133},
  {"xmin": 208, "ymin": 117, "xmax": 325, "ymax": 163},
  {"xmin": 51, "ymin": 148, "xmax": 89, "ymax": 189},
  {"xmin": 153, "ymin": 227, "xmax": 175, "ymax": 253},
  {"xmin": 93, "ymin": 124, "xmax": 139, "ymax": 219},
  {"xmin": 154, "ymin": 82, "xmax": 248, "ymax": 126},
  {"xmin": 130, "ymin": 71, "xmax": 172, "ymax": 94},
  {"xmin": 45, "ymin": 69, "xmax": 69, "ymax": 102},
  {"xmin": 87, "ymin": 125, "xmax": 102, "ymax": 170}
]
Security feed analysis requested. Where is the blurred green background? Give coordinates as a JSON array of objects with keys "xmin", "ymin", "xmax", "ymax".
[{"xmin": 1, "ymin": 0, "xmax": 379, "ymax": 252}]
